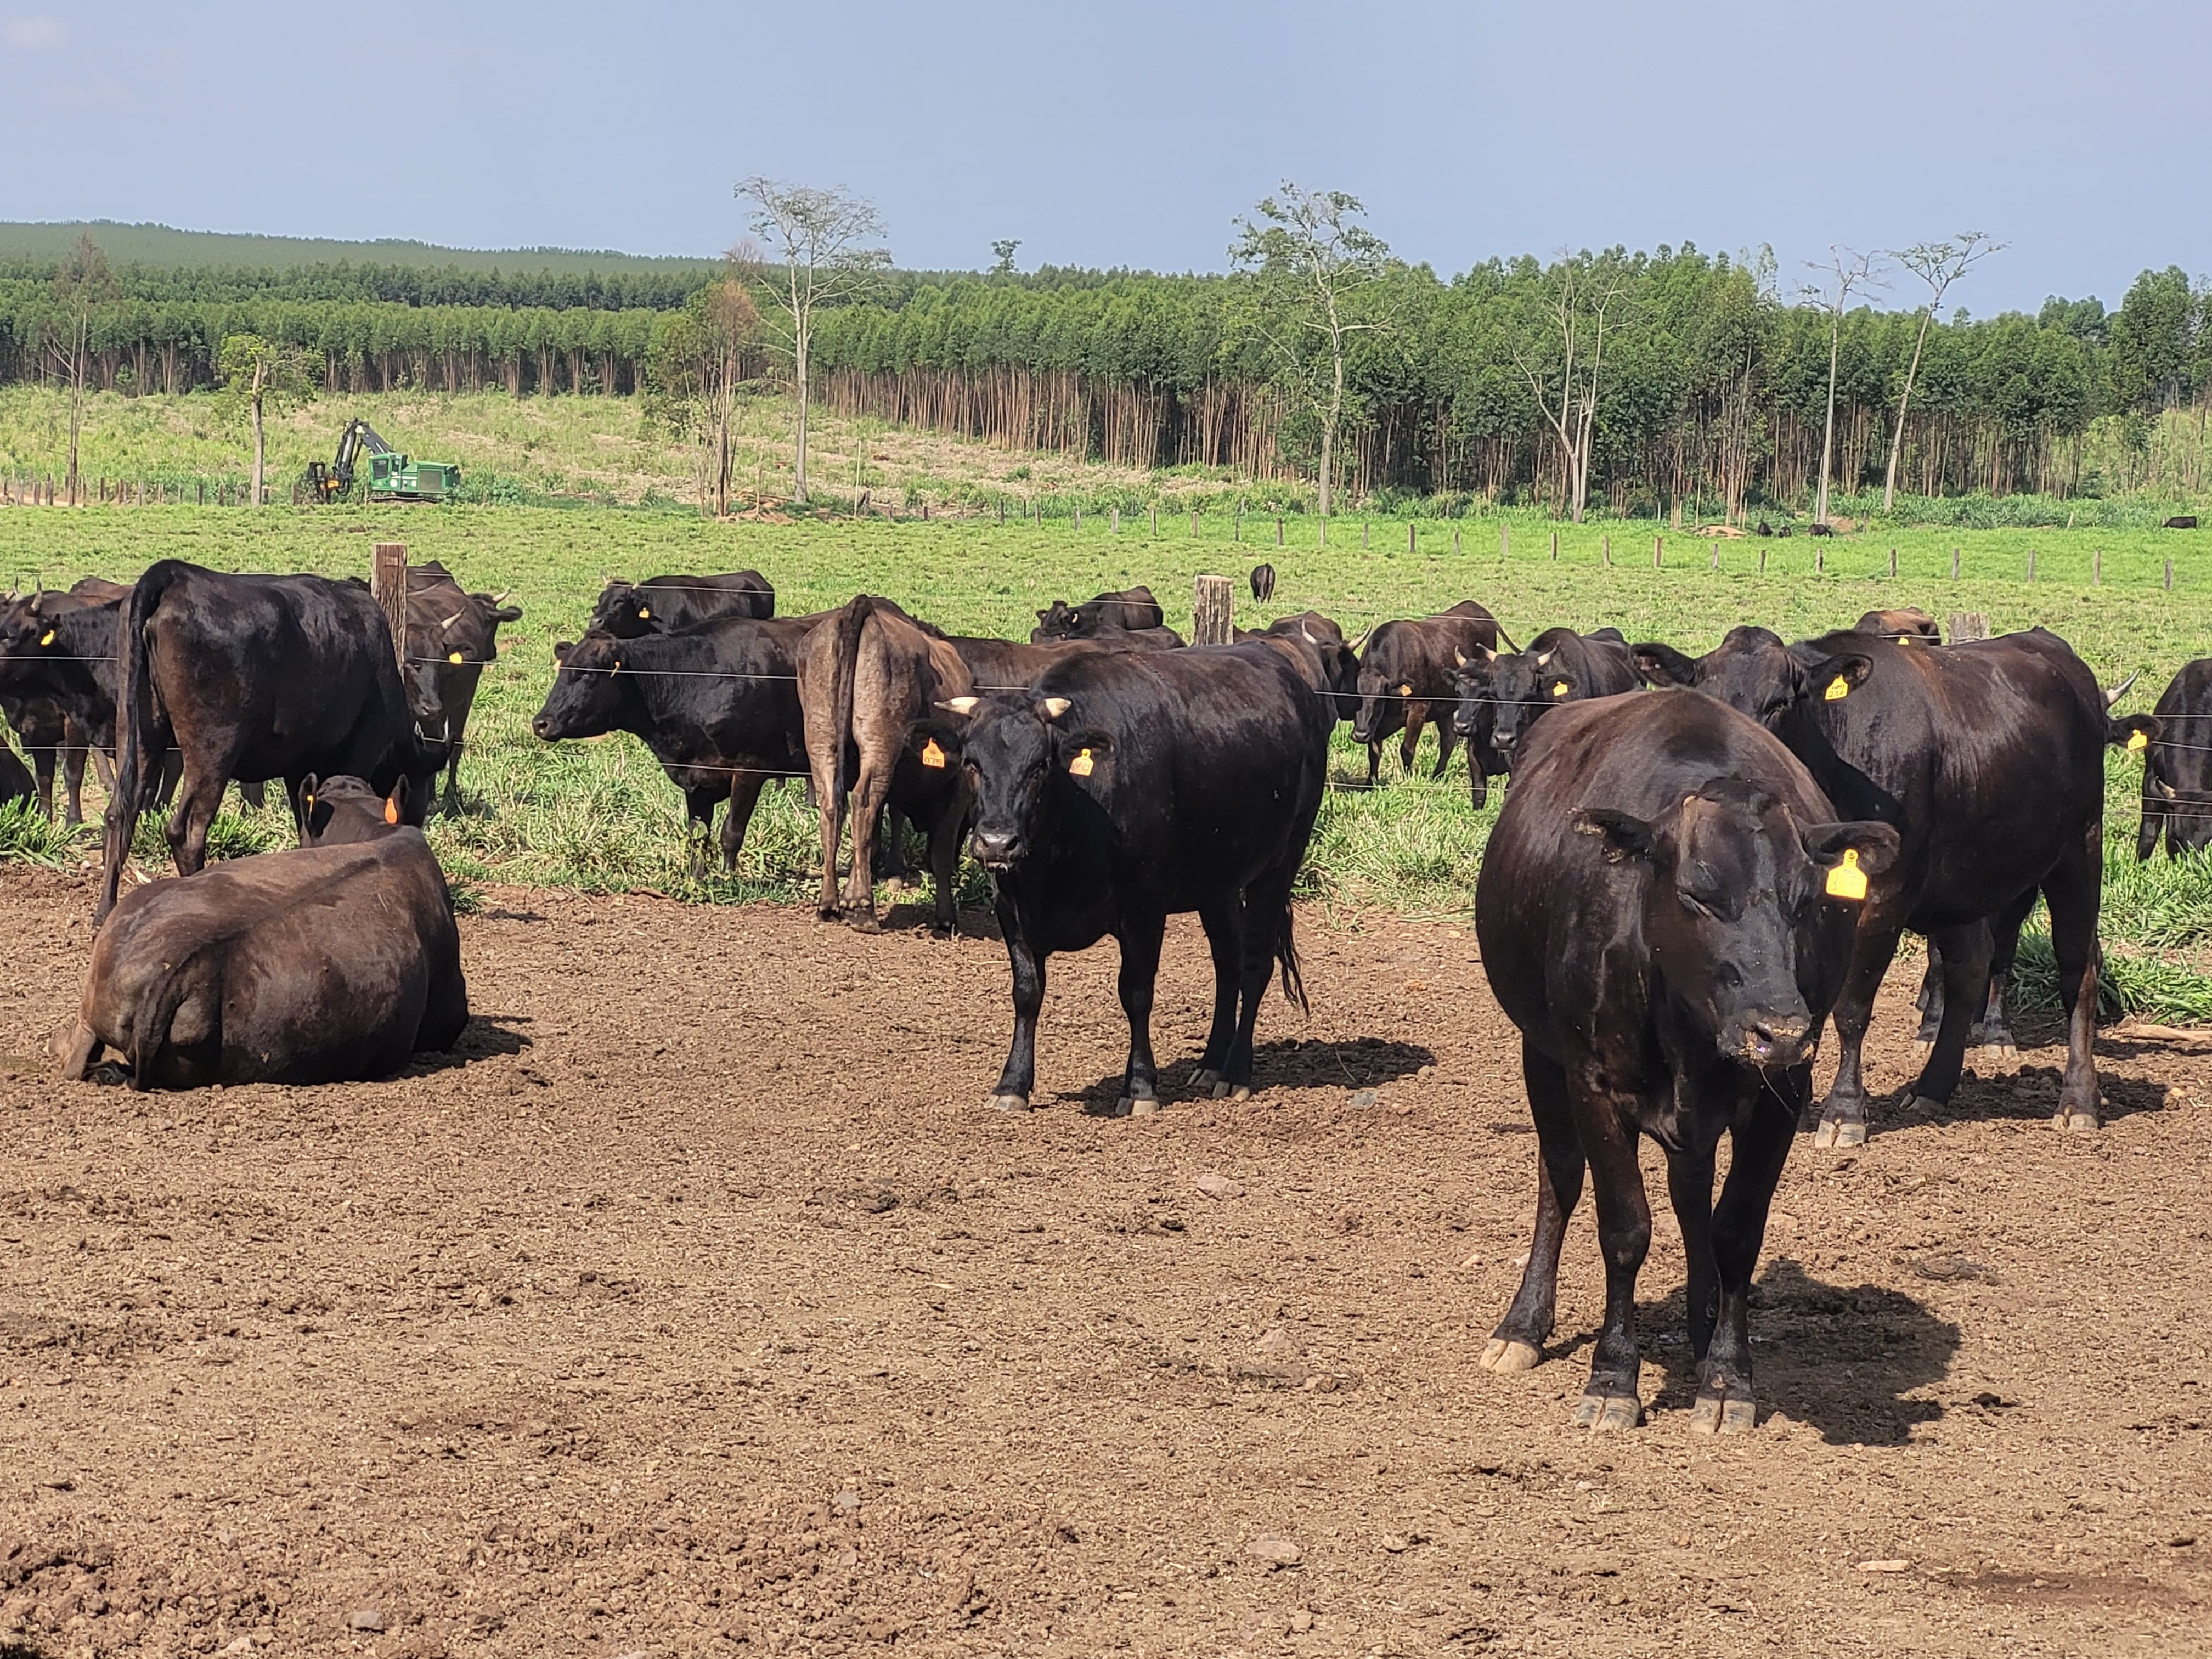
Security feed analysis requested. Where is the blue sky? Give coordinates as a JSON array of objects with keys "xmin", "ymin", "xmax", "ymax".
[{"xmin": 2, "ymin": 0, "xmax": 2203, "ymax": 313}]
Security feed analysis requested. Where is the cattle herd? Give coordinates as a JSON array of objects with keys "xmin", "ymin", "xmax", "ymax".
[{"xmin": 0, "ymin": 555, "xmax": 2191, "ymax": 1434}]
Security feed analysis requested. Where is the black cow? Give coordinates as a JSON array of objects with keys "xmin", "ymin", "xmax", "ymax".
[
  {"xmin": 1633, "ymin": 624, "xmax": 2148, "ymax": 1143},
  {"xmin": 55, "ymin": 777, "xmax": 467, "ymax": 1088},
  {"xmin": 1475, "ymin": 689, "xmax": 1897, "ymax": 1431},
  {"xmin": 936, "ymin": 643, "xmax": 1333, "ymax": 1114},
  {"xmin": 0, "ymin": 740, "xmax": 31, "ymax": 810},
  {"xmin": 533, "ymin": 617, "xmax": 820, "ymax": 873},
  {"xmin": 98, "ymin": 561, "xmax": 446, "ymax": 923},
  {"xmin": 1031, "ymin": 585, "xmax": 1169, "ymax": 641},
  {"xmin": 403, "ymin": 561, "xmax": 523, "ymax": 810},
  {"xmin": 1855, "ymin": 607, "xmax": 1942, "ymax": 645},
  {"xmin": 1452, "ymin": 626, "xmax": 1638, "ymax": 767},
  {"xmin": 588, "ymin": 571, "xmax": 775, "ymax": 636},
  {"xmin": 1350, "ymin": 600, "xmax": 1504, "ymax": 789},
  {"xmin": 1234, "ymin": 612, "xmax": 1361, "ymax": 704},
  {"xmin": 2139, "ymin": 658, "xmax": 2212, "ymax": 859},
  {"xmin": 2163, "ymin": 516, "xmax": 2199, "ymax": 531},
  {"xmin": 1250, "ymin": 563, "xmax": 1277, "ymax": 603},
  {"xmin": 0, "ymin": 578, "xmax": 133, "ymax": 823}
]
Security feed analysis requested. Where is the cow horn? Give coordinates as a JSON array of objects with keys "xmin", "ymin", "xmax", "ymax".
[
  {"xmin": 1453, "ymin": 648, "xmax": 1466, "ymax": 667},
  {"xmin": 1348, "ymin": 627, "xmax": 1375, "ymax": 656},
  {"xmin": 1535, "ymin": 650, "xmax": 1551, "ymax": 667},
  {"xmin": 440, "ymin": 611, "xmax": 465, "ymax": 631},
  {"xmin": 2104, "ymin": 670, "xmax": 2140, "ymax": 708},
  {"xmin": 490, "ymin": 590, "xmax": 511, "ymax": 606},
  {"xmin": 1040, "ymin": 697, "xmax": 1071, "ymax": 719}
]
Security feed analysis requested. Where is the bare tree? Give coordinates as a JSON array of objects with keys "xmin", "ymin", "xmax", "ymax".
[
  {"xmin": 1229, "ymin": 184, "xmax": 1394, "ymax": 518},
  {"xmin": 44, "ymin": 234, "xmax": 119, "ymax": 503},
  {"xmin": 216, "ymin": 334, "xmax": 318, "ymax": 506},
  {"xmin": 644, "ymin": 268, "xmax": 763, "ymax": 517},
  {"xmin": 1511, "ymin": 252, "xmax": 1633, "ymax": 524},
  {"xmin": 735, "ymin": 178, "xmax": 890, "ymax": 505},
  {"xmin": 1879, "ymin": 232, "xmax": 2004, "ymax": 511},
  {"xmin": 1803, "ymin": 247, "xmax": 1887, "ymax": 526}
]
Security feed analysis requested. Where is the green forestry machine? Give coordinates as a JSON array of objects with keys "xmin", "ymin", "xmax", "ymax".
[{"xmin": 303, "ymin": 419, "xmax": 462, "ymax": 504}]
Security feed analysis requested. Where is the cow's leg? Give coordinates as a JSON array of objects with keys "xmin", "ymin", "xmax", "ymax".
[
  {"xmin": 1468, "ymin": 763, "xmax": 1488, "ymax": 811},
  {"xmin": 90, "ymin": 746, "xmax": 114, "ymax": 793},
  {"xmin": 166, "ymin": 765, "xmax": 231, "ymax": 877},
  {"xmin": 2043, "ymin": 827, "xmax": 2104, "ymax": 1131},
  {"xmin": 1218, "ymin": 860, "xmax": 1299, "ymax": 1097},
  {"xmin": 2137, "ymin": 787, "xmax": 2164, "ymax": 860},
  {"xmin": 986, "ymin": 892, "xmax": 1043, "ymax": 1111},
  {"xmin": 1113, "ymin": 911, "xmax": 1167, "ymax": 1116},
  {"xmin": 1365, "ymin": 740, "xmax": 1382, "ymax": 789},
  {"xmin": 873, "ymin": 805, "xmax": 910, "ymax": 887},
  {"xmin": 1912, "ymin": 944, "xmax": 1943, "ymax": 1051},
  {"xmin": 1399, "ymin": 705, "xmax": 1424, "ymax": 775},
  {"xmin": 60, "ymin": 740, "xmax": 87, "ymax": 828},
  {"xmin": 1906, "ymin": 921, "xmax": 1994, "ymax": 1109},
  {"xmin": 30, "ymin": 746, "xmax": 55, "ymax": 821},
  {"xmin": 811, "ymin": 758, "xmax": 844, "ymax": 922},
  {"xmin": 719, "ymin": 771, "xmax": 769, "ymax": 870},
  {"xmin": 1812, "ymin": 917, "xmax": 1905, "ymax": 1148},
  {"xmin": 924, "ymin": 793, "xmax": 964, "ymax": 936},
  {"xmin": 1573, "ymin": 1086, "xmax": 1651, "ymax": 1430},
  {"xmin": 1189, "ymin": 896, "xmax": 1244, "ymax": 1093},
  {"xmin": 1691, "ymin": 1082, "xmax": 1798, "ymax": 1435},
  {"xmin": 1484, "ymin": 1037, "xmax": 1582, "ymax": 1373},
  {"xmin": 840, "ymin": 759, "xmax": 891, "ymax": 932},
  {"xmin": 1973, "ymin": 892, "xmax": 2036, "ymax": 1064},
  {"xmin": 680, "ymin": 785, "xmax": 721, "ymax": 879},
  {"xmin": 442, "ymin": 723, "xmax": 465, "ymax": 813},
  {"xmin": 1664, "ymin": 1137, "xmax": 1719, "ymax": 1364},
  {"xmin": 1431, "ymin": 704, "xmax": 1460, "ymax": 779}
]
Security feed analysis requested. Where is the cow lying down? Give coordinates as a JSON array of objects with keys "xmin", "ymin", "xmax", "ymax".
[{"xmin": 53, "ymin": 776, "xmax": 467, "ymax": 1088}]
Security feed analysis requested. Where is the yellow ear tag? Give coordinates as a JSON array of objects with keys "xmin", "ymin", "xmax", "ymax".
[
  {"xmin": 39, "ymin": 629, "xmax": 55, "ymax": 646},
  {"xmin": 1826, "ymin": 848, "xmax": 1868, "ymax": 901},
  {"xmin": 383, "ymin": 798, "xmax": 400, "ymax": 825},
  {"xmin": 920, "ymin": 738, "xmax": 946, "ymax": 768},
  {"xmin": 2128, "ymin": 729, "xmax": 2149, "ymax": 753},
  {"xmin": 448, "ymin": 650, "xmax": 465, "ymax": 664},
  {"xmin": 636, "ymin": 607, "xmax": 650, "ymax": 619},
  {"xmin": 1824, "ymin": 675, "xmax": 1850, "ymax": 702},
  {"xmin": 1069, "ymin": 748, "xmax": 1094, "ymax": 777},
  {"xmin": 1397, "ymin": 682, "xmax": 1413, "ymax": 697},
  {"xmin": 1551, "ymin": 680, "xmax": 1569, "ymax": 697}
]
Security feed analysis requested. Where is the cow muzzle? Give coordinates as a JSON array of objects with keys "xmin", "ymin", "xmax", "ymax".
[
  {"xmin": 1728, "ymin": 1009, "xmax": 1814, "ymax": 1069},
  {"xmin": 970, "ymin": 827, "xmax": 1023, "ymax": 870}
]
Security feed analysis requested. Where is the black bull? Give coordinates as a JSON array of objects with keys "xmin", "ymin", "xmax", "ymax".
[
  {"xmin": 935, "ymin": 644, "xmax": 1333, "ymax": 1115},
  {"xmin": 1633, "ymin": 624, "xmax": 2151, "ymax": 1144},
  {"xmin": 1475, "ymin": 690, "xmax": 1897, "ymax": 1432},
  {"xmin": 99, "ymin": 561, "xmax": 445, "ymax": 922},
  {"xmin": 2138, "ymin": 658, "xmax": 2212, "ymax": 859}
]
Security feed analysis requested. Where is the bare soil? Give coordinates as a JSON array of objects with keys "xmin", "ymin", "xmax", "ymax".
[{"xmin": 2, "ymin": 868, "xmax": 2208, "ymax": 1658}]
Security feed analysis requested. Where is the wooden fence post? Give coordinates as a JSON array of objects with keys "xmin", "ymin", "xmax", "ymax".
[
  {"xmin": 1951, "ymin": 546, "xmax": 1960, "ymax": 580},
  {"xmin": 373, "ymin": 544, "xmax": 409, "ymax": 674},
  {"xmin": 1276, "ymin": 516, "xmax": 1283, "ymax": 546},
  {"xmin": 1889, "ymin": 547, "xmax": 1897, "ymax": 577},
  {"xmin": 1074, "ymin": 505, "xmax": 1081, "ymax": 531},
  {"xmin": 1363, "ymin": 521, "xmax": 1370, "ymax": 550},
  {"xmin": 1949, "ymin": 612, "xmax": 1990, "ymax": 643},
  {"xmin": 1759, "ymin": 546, "xmax": 1768, "ymax": 574},
  {"xmin": 1319, "ymin": 518, "xmax": 1327, "ymax": 548},
  {"xmin": 1149, "ymin": 503, "xmax": 1157, "ymax": 537},
  {"xmin": 1501, "ymin": 524, "xmax": 1510, "ymax": 558},
  {"xmin": 2027, "ymin": 549, "xmax": 2035, "ymax": 582},
  {"xmin": 997, "ymin": 498, "xmax": 1005, "ymax": 524},
  {"xmin": 1602, "ymin": 533, "xmax": 1611, "ymax": 568},
  {"xmin": 1816, "ymin": 544, "xmax": 1824, "ymax": 574},
  {"xmin": 1407, "ymin": 522, "xmax": 1415, "ymax": 555},
  {"xmin": 1654, "ymin": 535, "xmax": 1663, "ymax": 569},
  {"xmin": 1454, "ymin": 526, "xmax": 1462, "ymax": 556},
  {"xmin": 1189, "ymin": 510, "xmax": 1198, "ymax": 537},
  {"xmin": 2094, "ymin": 548, "xmax": 2101, "ymax": 585},
  {"xmin": 1551, "ymin": 530, "xmax": 1559, "ymax": 561},
  {"xmin": 1192, "ymin": 575, "xmax": 1234, "ymax": 645},
  {"xmin": 1710, "ymin": 540, "xmax": 1719, "ymax": 570},
  {"xmin": 2166, "ymin": 558, "xmax": 2174, "ymax": 591}
]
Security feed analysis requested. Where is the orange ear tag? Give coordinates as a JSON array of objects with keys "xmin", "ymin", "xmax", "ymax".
[
  {"xmin": 1069, "ymin": 748, "xmax": 1094, "ymax": 777},
  {"xmin": 1550, "ymin": 680, "xmax": 1568, "ymax": 697},
  {"xmin": 384, "ymin": 798, "xmax": 400, "ymax": 825},
  {"xmin": 1826, "ymin": 848, "xmax": 1868, "ymax": 901},
  {"xmin": 2128, "ymin": 729, "xmax": 2149, "ymax": 753},
  {"xmin": 1824, "ymin": 676, "xmax": 1850, "ymax": 702},
  {"xmin": 920, "ymin": 739, "xmax": 946, "ymax": 768}
]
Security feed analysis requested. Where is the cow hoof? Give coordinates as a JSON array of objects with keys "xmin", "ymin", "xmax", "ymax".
[
  {"xmin": 1125, "ymin": 1096, "xmax": 1162, "ymax": 1118},
  {"xmin": 1812, "ymin": 1115, "xmax": 1866, "ymax": 1149},
  {"xmin": 2052, "ymin": 1103, "xmax": 2101, "ymax": 1132},
  {"xmin": 1689, "ymin": 1388, "xmax": 1758, "ymax": 1435},
  {"xmin": 1479, "ymin": 1338, "xmax": 1541, "ymax": 1373},
  {"xmin": 847, "ymin": 913, "xmax": 882, "ymax": 935},
  {"xmin": 1210, "ymin": 1081, "xmax": 1252, "ymax": 1101},
  {"xmin": 1190, "ymin": 1068, "xmax": 1220, "ymax": 1091},
  {"xmin": 816, "ymin": 905, "xmax": 840, "ymax": 923},
  {"xmin": 1977, "ymin": 1041, "xmax": 2021, "ymax": 1069},
  {"xmin": 986, "ymin": 1092, "xmax": 1032, "ymax": 1113},
  {"xmin": 1572, "ymin": 1391, "xmax": 1642, "ymax": 1431}
]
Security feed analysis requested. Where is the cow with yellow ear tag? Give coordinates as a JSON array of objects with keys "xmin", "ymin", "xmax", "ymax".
[
  {"xmin": 1466, "ymin": 625, "xmax": 1640, "ymax": 771},
  {"xmin": 947, "ymin": 640, "xmax": 1333, "ymax": 1118},
  {"xmin": 1350, "ymin": 600, "xmax": 1507, "ymax": 789},
  {"xmin": 399, "ymin": 560, "xmax": 525, "ymax": 813}
]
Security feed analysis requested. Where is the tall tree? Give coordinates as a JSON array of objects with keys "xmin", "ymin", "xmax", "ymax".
[
  {"xmin": 1802, "ymin": 247, "xmax": 1885, "ymax": 526},
  {"xmin": 990, "ymin": 240, "xmax": 1022, "ymax": 276},
  {"xmin": 735, "ymin": 178, "xmax": 890, "ymax": 505},
  {"xmin": 215, "ymin": 334, "xmax": 318, "ymax": 505},
  {"xmin": 1510, "ymin": 251, "xmax": 1634, "ymax": 524},
  {"xmin": 643, "ymin": 270, "xmax": 762, "ymax": 517},
  {"xmin": 1229, "ymin": 184, "xmax": 1395, "ymax": 518},
  {"xmin": 44, "ymin": 234, "xmax": 119, "ymax": 501},
  {"xmin": 1881, "ymin": 232, "xmax": 2002, "ymax": 510}
]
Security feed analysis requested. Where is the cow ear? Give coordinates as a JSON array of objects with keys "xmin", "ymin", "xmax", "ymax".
[
  {"xmin": 1809, "ymin": 653, "xmax": 1873, "ymax": 701},
  {"xmin": 1574, "ymin": 807, "xmax": 1657, "ymax": 864},
  {"xmin": 2109, "ymin": 714, "xmax": 2158, "ymax": 752},
  {"xmin": 554, "ymin": 640, "xmax": 573, "ymax": 661},
  {"xmin": 1632, "ymin": 642, "xmax": 1697, "ymax": 686},
  {"xmin": 1800, "ymin": 820, "xmax": 1900, "ymax": 877}
]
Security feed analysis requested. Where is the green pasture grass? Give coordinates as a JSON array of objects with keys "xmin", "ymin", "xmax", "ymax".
[{"xmin": 4, "ymin": 501, "xmax": 2211, "ymax": 1019}]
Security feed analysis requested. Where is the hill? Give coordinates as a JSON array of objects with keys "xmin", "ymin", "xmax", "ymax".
[{"xmin": 0, "ymin": 221, "xmax": 717, "ymax": 277}]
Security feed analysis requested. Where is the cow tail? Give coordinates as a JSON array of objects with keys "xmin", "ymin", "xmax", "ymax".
[
  {"xmin": 99, "ymin": 560, "xmax": 182, "ymax": 921},
  {"xmin": 830, "ymin": 595, "xmax": 874, "ymax": 801},
  {"xmin": 1272, "ymin": 885, "xmax": 1310, "ymax": 1014}
]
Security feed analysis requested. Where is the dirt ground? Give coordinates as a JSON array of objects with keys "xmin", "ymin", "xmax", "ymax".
[{"xmin": 2, "ymin": 866, "xmax": 2209, "ymax": 1659}]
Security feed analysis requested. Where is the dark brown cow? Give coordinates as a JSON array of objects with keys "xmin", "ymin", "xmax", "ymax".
[
  {"xmin": 1349, "ymin": 600, "xmax": 1503, "ymax": 787},
  {"xmin": 1031, "ymin": 586, "xmax": 1169, "ymax": 641},
  {"xmin": 799, "ymin": 596, "xmax": 974, "ymax": 934},
  {"xmin": 402, "ymin": 561, "xmax": 523, "ymax": 810},
  {"xmin": 1855, "ymin": 607, "xmax": 1942, "ymax": 644}
]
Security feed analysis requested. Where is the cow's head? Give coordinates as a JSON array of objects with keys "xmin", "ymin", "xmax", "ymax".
[
  {"xmin": 1448, "ymin": 647, "xmax": 1496, "ymax": 742},
  {"xmin": 1350, "ymin": 630, "xmax": 1412, "ymax": 746},
  {"xmin": 1576, "ymin": 781, "xmax": 1899, "ymax": 1069},
  {"xmin": 936, "ymin": 691, "xmax": 1103, "ymax": 871},
  {"xmin": 1481, "ymin": 640, "xmax": 1590, "ymax": 759},
  {"xmin": 587, "ymin": 580, "xmax": 657, "ymax": 639},
  {"xmin": 532, "ymin": 632, "xmax": 630, "ymax": 741},
  {"xmin": 1633, "ymin": 626, "xmax": 1870, "ymax": 731},
  {"xmin": 298, "ymin": 774, "xmax": 408, "ymax": 846},
  {"xmin": 1031, "ymin": 600, "xmax": 1082, "ymax": 643}
]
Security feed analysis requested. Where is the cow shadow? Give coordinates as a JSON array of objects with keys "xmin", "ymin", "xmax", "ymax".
[
  {"xmin": 1056, "ymin": 1036, "xmax": 1435, "ymax": 1115},
  {"xmin": 404, "ymin": 1015, "xmax": 531, "ymax": 1076},
  {"xmin": 1636, "ymin": 1256, "xmax": 1960, "ymax": 1445},
  {"xmin": 1869, "ymin": 1033, "xmax": 2179, "ymax": 1135}
]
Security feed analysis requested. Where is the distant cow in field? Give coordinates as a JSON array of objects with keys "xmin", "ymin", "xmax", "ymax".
[
  {"xmin": 0, "ymin": 584, "xmax": 108, "ymax": 823},
  {"xmin": 1453, "ymin": 625, "xmax": 1639, "ymax": 766},
  {"xmin": 799, "ymin": 596, "xmax": 975, "ymax": 934},
  {"xmin": 55, "ymin": 776, "xmax": 468, "ymax": 1088},
  {"xmin": 935, "ymin": 642, "xmax": 1333, "ymax": 1114},
  {"xmin": 2164, "ymin": 516, "xmax": 2199, "ymax": 530},
  {"xmin": 1031, "ymin": 586, "xmax": 1170, "ymax": 641},
  {"xmin": 1633, "ymin": 624, "xmax": 2150, "ymax": 1143},
  {"xmin": 1807, "ymin": 523, "xmax": 1835, "ymax": 537},
  {"xmin": 1250, "ymin": 563, "xmax": 1277, "ymax": 603},
  {"xmin": 2138, "ymin": 658, "xmax": 2212, "ymax": 859},
  {"xmin": 98, "ymin": 561, "xmax": 448, "ymax": 923},
  {"xmin": 1855, "ymin": 608, "xmax": 1942, "ymax": 644},
  {"xmin": 588, "ymin": 572, "xmax": 775, "ymax": 636},
  {"xmin": 1350, "ymin": 600, "xmax": 1504, "ymax": 789},
  {"xmin": 534, "ymin": 616, "xmax": 823, "ymax": 874},
  {"xmin": 1475, "ymin": 689, "xmax": 1896, "ymax": 1432},
  {"xmin": 403, "ymin": 561, "xmax": 522, "ymax": 810}
]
